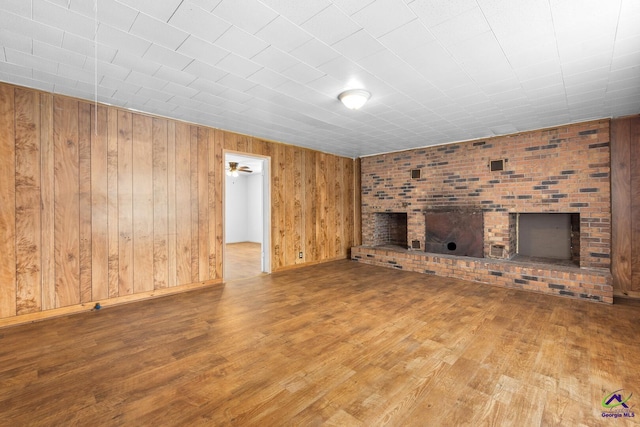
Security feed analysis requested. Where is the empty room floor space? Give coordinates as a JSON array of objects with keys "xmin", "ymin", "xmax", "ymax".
[
  {"xmin": 225, "ymin": 242, "xmax": 263, "ymax": 281},
  {"xmin": 0, "ymin": 260, "xmax": 638, "ymax": 426}
]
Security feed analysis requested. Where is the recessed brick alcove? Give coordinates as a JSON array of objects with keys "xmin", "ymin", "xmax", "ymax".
[{"xmin": 353, "ymin": 120, "xmax": 613, "ymax": 303}]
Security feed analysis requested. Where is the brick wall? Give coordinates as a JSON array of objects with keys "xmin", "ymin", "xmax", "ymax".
[
  {"xmin": 355, "ymin": 120, "xmax": 613, "ymax": 303},
  {"xmin": 360, "ymin": 119, "xmax": 611, "ymax": 269}
]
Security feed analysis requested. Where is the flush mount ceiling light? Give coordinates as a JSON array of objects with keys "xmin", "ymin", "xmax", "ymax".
[{"xmin": 338, "ymin": 89, "xmax": 371, "ymax": 110}]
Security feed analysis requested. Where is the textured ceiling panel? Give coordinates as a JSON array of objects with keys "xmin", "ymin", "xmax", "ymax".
[{"xmin": 0, "ymin": 0, "xmax": 638, "ymax": 158}]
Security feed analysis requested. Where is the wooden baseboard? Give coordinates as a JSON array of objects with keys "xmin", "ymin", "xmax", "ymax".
[
  {"xmin": 272, "ymin": 255, "xmax": 349, "ymax": 272},
  {"xmin": 613, "ymin": 289, "xmax": 640, "ymax": 300},
  {"xmin": 0, "ymin": 279, "xmax": 223, "ymax": 329}
]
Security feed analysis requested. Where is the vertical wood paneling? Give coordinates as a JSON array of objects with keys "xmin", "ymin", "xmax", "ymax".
[
  {"xmin": 334, "ymin": 156, "xmax": 343, "ymax": 256},
  {"xmin": 15, "ymin": 88, "xmax": 41, "ymax": 314},
  {"xmin": 343, "ymin": 158, "xmax": 354, "ymax": 253},
  {"xmin": 153, "ymin": 118, "xmax": 169, "ymax": 289},
  {"xmin": 0, "ymin": 82, "xmax": 359, "ymax": 321},
  {"xmin": 284, "ymin": 146, "xmax": 296, "ymax": 266},
  {"xmin": 273, "ymin": 143, "xmax": 286, "ymax": 269},
  {"xmin": 294, "ymin": 148, "xmax": 304, "ymax": 264},
  {"xmin": 175, "ymin": 122, "xmax": 192, "ymax": 285},
  {"xmin": 612, "ymin": 116, "xmax": 640, "ymax": 297},
  {"xmin": 40, "ymin": 93, "xmax": 55, "ymax": 310},
  {"xmin": 78, "ymin": 102, "xmax": 92, "ymax": 303},
  {"xmin": 106, "ymin": 108, "xmax": 119, "ymax": 298},
  {"xmin": 353, "ymin": 157, "xmax": 362, "ymax": 247},
  {"xmin": 316, "ymin": 153, "xmax": 328, "ymax": 261},
  {"xmin": 117, "ymin": 111, "xmax": 133, "ymax": 296},
  {"xmin": 612, "ymin": 118, "xmax": 633, "ymax": 295},
  {"xmin": 190, "ymin": 126, "xmax": 200, "ymax": 283},
  {"xmin": 53, "ymin": 97, "xmax": 80, "ymax": 308},
  {"xmin": 91, "ymin": 105, "xmax": 109, "ymax": 301},
  {"xmin": 167, "ymin": 121, "xmax": 177, "ymax": 288},
  {"xmin": 630, "ymin": 119, "xmax": 640, "ymax": 290},
  {"xmin": 132, "ymin": 114, "xmax": 154, "ymax": 293},
  {"xmin": 304, "ymin": 150, "xmax": 317, "ymax": 262},
  {"xmin": 213, "ymin": 130, "xmax": 224, "ymax": 279},
  {"xmin": 0, "ymin": 86, "xmax": 17, "ymax": 318},
  {"xmin": 197, "ymin": 128, "xmax": 209, "ymax": 282},
  {"xmin": 208, "ymin": 130, "xmax": 218, "ymax": 278}
]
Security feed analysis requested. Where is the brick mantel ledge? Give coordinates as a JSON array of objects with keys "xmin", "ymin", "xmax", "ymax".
[{"xmin": 351, "ymin": 246, "xmax": 613, "ymax": 304}]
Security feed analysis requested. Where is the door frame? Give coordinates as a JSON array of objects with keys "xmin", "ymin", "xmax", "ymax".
[{"xmin": 222, "ymin": 150, "xmax": 271, "ymax": 279}]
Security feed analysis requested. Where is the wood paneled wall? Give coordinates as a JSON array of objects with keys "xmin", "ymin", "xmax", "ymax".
[
  {"xmin": 0, "ymin": 83, "xmax": 358, "ymax": 323},
  {"xmin": 611, "ymin": 115, "xmax": 640, "ymax": 298}
]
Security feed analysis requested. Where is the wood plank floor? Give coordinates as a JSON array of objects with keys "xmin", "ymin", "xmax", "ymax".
[
  {"xmin": 225, "ymin": 242, "xmax": 263, "ymax": 281},
  {"xmin": 1, "ymin": 260, "xmax": 639, "ymax": 426}
]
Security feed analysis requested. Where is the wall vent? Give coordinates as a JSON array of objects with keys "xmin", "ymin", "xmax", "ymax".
[
  {"xmin": 411, "ymin": 240, "xmax": 421, "ymax": 249},
  {"xmin": 411, "ymin": 169, "xmax": 421, "ymax": 179},
  {"xmin": 490, "ymin": 244, "xmax": 505, "ymax": 258},
  {"xmin": 490, "ymin": 159, "xmax": 504, "ymax": 171}
]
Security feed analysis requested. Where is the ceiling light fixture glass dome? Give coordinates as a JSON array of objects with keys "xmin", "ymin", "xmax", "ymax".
[{"xmin": 338, "ymin": 89, "xmax": 371, "ymax": 110}]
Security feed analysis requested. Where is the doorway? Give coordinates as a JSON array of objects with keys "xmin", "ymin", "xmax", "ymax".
[{"xmin": 224, "ymin": 152, "xmax": 270, "ymax": 281}]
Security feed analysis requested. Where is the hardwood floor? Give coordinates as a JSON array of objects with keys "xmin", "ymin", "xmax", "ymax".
[
  {"xmin": 1, "ymin": 260, "xmax": 638, "ymax": 426},
  {"xmin": 225, "ymin": 242, "xmax": 263, "ymax": 281}
]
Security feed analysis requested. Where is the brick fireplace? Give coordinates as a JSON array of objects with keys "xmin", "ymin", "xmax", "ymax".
[{"xmin": 353, "ymin": 120, "xmax": 613, "ymax": 303}]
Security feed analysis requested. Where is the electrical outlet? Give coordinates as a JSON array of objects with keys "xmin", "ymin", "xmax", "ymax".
[{"xmin": 299, "ymin": 252, "xmax": 303, "ymax": 259}]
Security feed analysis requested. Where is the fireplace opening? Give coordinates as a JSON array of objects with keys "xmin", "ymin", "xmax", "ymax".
[
  {"xmin": 373, "ymin": 212, "xmax": 408, "ymax": 249},
  {"xmin": 424, "ymin": 208, "xmax": 484, "ymax": 257},
  {"xmin": 515, "ymin": 213, "xmax": 580, "ymax": 267}
]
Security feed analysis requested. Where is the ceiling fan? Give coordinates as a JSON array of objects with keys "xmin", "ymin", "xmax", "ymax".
[{"xmin": 226, "ymin": 161, "xmax": 252, "ymax": 177}]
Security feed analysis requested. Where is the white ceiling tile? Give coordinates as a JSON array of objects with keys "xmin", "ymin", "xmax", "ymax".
[
  {"xmin": 331, "ymin": 0, "xmax": 376, "ymax": 16},
  {"xmin": 62, "ymin": 33, "xmax": 118, "ymax": 63},
  {"xmin": 126, "ymin": 70, "xmax": 168, "ymax": 91},
  {"xmin": 217, "ymin": 73, "xmax": 257, "ymax": 92},
  {"xmin": 409, "ymin": 0, "xmax": 477, "ymax": 27},
  {"xmin": 116, "ymin": 0, "xmax": 179, "ymax": 21},
  {"xmin": 2, "ymin": 0, "xmax": 31, "ymax": 17},
  {"xmin": 169, "ymin": 1, "xmax": 231, "ymax": 43},
  {"xmin": 56, "ymin": 62, "xmax": 96, "ymax": 84},
  {"xmin": 331, "ymin": 29, "xmax": 386, "ymax": 61},
  {"xmin": 216, "ymin": 53, "xmax": 262, "ymax": 78},
  {"xmin": 100, "ymin": 76, "xmax": 141, "ymax": 94},
  {"xmin": 5, "ymin": 47, "xmax": 59, "ymax": 75},
  {"xmin": 188, "ymin": 78, "xmax": 227, "ymax": 96},
  {"xmin": 255, "ymin": 16, "xmax": 313, "ymax": 52},
  {"xmin": 289, "ymin": 39, "xmax": 340, "ymax": 68},
  {"xmin": 351, "ymin": 0, "xmax": 415, "ymax": 37},
  {"xmin": 280, "ymin": 62, "xmax": 325, "ymax": 84},
  {"xmin": 214, "ymin": 26, "xmax": 269, "ymax": 59},
  {"xmin": 317, "ymin": 55, "xmax": 367, "ymax": 83},
  {"xmin": 69, "ymin": 0, "xmax": 139, "ymax": 31},
  {"xmin": 32, "ymin": 0, "xmax": 96, "ymax": 39},
  {"xmin": 378, "ymin": 19, "xmax": 435, "ymax": 55},
  {"xmin": 33, "ymin": 40, "xmax": 87, "ymax": 68},
  {"xmin": 153, "ymin": 65, "xmax": 197, "ymax": 86},
  {"xmin": 111, "ymin": 50, "xmax": 162, "ymax": 75},
  {"xmin": 251, "ymin": 46, "xmax": 299, "ymax": 72},
  {"xmin": 163, "ymin": 81, "xmax": 199, "ymax": 98},
  {"xmin": 0, "ymin": 11, "xmax": 64, "ymax": 47},
  {"xmin": 258, "ymin": 0, "xmax": 331, "ymax": 25},
  {"xmin": 130, "ymin": 12, "xmax": 189, "ymax": 50},
  {"xmin": 189, "ymin": 0, "xmax": 224, "ymax": 12},
  {"xmin": 177, "ymin": 36, "xmax": 229, "ymax": 66},
  {"xmin": 212, "ymin": 0, "xmax": 278, "ymax": 34},
  {"xmin": 183, "ymin": 60, "xmax": 228, "ymax": 82},
  {"xmin": 143, "ymin": 43, "xmax": 193, "ymax": 71},
  {"xmin": 247, "ymin": 67, "xmax": 289, "ymax": 89},
  {"xmin": 98, "ymin": 23, "xmax": 152, "ymax": 56},
  {"xmin": 0, "ymin": 29, "xmax": 33, "ymax": 54},
  {"xmin": 430, "ymin": 7, "xmax": 491, "ymax": 47},
  {"xmin": 301, "ymin": 5, "xmax": 361, "ymax": 45}
]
